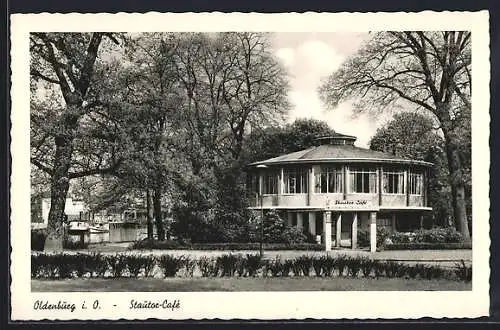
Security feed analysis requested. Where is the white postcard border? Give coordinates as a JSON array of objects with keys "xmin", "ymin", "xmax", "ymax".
[{"xmin": 10, "ymin": 11, "xmax": 490, "ymax": 320}]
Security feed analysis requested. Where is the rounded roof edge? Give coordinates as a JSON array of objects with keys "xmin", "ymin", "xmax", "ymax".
[{"xmin": 247, "ymin": 157, "xmax": 434, "ymax": 168}]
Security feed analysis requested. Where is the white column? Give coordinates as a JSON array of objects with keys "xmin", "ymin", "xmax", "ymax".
[
  {"xmin": 336, "ymin": 213, "xmax": 342, "ymax": 247},
  {"xmin": 370, "ymin": 212, "xmax": 377, "ymax": 253},
  {"xmin": 296, "ymin": 212, "xmax": 304, "ymax": 230},
  {"xmin": 352, "ymin": 212, "xmax": 358, "ymax": 249},
  {"xmin": 308, "ymin": 212, "xmax": 316, "ymax": 236},
  {"xmin": 324, "ymin": 211, "xmax": 332, "ymax": 251}
]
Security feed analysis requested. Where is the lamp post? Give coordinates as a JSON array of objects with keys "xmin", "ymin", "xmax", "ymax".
[{"xmin": 256, "ymin": 164, "xmax": 268, "ymax": 258}]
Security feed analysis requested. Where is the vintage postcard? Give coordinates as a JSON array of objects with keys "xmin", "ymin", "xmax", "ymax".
[{"xmin": 10, "ymin": 11, "xmax": 490, "ymax": 320}]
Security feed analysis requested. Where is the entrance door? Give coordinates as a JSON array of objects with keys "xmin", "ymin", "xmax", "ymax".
[{"xmin": 340, "ymin": 212, "xmax": 353, "ymax": 247}]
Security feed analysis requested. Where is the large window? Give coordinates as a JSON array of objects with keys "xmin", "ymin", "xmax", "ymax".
[
  {"xmin": 263, "ymin": 172, "xmax": 279, "ymax": 194},
  {"xmin": 246, "ymin": 174, "xmax": 259, "ymax": 195},
  {"xmin": 284, "ymin": 168, "xmax": 308, "ymax": 194},
  {"xmin": 409, "ymin": 172, "xmax": 423, "ymax": 195},
  {"xmin": 315, "ymin": 166, "xmax": 343, "ymax": 193},
  {"xmin": 349, "ymin": 167, "xmax": 377, "ymax": 193},
  {"xmin": 383, "ymin": 170, "xmax": 405, "ymax": 194}
]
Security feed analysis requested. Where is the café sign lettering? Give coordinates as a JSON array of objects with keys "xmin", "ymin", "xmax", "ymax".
[{"xmin": 326, "ymin": 199, "xmax": 379, "ymax": 211}]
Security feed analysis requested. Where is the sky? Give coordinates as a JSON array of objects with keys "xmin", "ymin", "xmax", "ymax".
[{"xmin": 271, "ymin": 32, "xmax": 382, "ymax": 148}]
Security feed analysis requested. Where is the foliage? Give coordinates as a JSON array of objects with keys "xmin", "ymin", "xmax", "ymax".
[
  {"xmin": 31, "ymin": 229, "xmax": 47, "ymax": 251},
  {"xmin": 243, "ymin": 118, "xmax": 335, "ymax": 164},
  {"xmin": 244, "ymin": 254, "xmax": 263, "ymax": 277},
  {"xmin": 197, "ymin": 257, "xmax": 219, "ymax": 277},
  {"xmin": 31, "ymin": 252, "xmax": 468, "ymax": 282},
  {"xmin": 319, "ymin": 31, "xmax": 472, "ymax": 241},
  {"xmin": 108, "ymin": 254, "xmax": 128, "ymax": 277},
  {"xmin": 130, "ymin": 239, "xmax": 323, "ymax": 251},
  {"xmin": 158, "ymin": 255, "xmax": 185, "ymax": 277},
  {"xmin": 455, "ymin": 260, "xmax": 473, "ymax": 282},
  {"xmin": 216, "ymin": 254, "xmax": 241, "ymax": 277},
  {"xmin": 384, "ymin": 242, "xmax": 471, "ymax": 250}
]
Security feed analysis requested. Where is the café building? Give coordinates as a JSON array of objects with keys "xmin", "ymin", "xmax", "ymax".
[{"xmin": 246, "ymin": 134, "xmax": 433, "ymax": 252}]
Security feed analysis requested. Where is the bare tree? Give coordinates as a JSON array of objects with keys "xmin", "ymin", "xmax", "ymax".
[{"xmin": 319, "ymin": 31, "xmax": 471, "ymax": 241}]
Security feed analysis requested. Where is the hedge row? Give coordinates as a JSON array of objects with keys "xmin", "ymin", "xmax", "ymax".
[
  {"xmin": 384, "ymin": 242, "xmax": 472, "ymax": 250},
  {"xmin": 31, "ymin": 252, "xmax": 472, "ymax": 282},
  {"xmin": 130, "ymin": 239, "xmax": 324, "ymax": 251}
]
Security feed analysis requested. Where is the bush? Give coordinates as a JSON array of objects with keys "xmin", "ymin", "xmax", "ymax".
[
  {"xmin": 335, "ymin": 255, "xmax": 348, "ymax": 277},
  {"xmin": 413, "ymin": 227, "xmax": 463, "ymax": 244},
  {"xmin": 216, "ymin": 254, "xmax": 241, "ymax": 277},
  {"xmin": 319, "ymin": 256, "xmax": 337, "ymax": 277},
  {"xmin": 266, "ymin": 257, "xmax": 283, "ymax": 277},
  {"xmin": 294, "ymin": 255, "xmax": 314, "ymax": 276},
  {"xmin": 130, "ymin": 240, "xmax": 323, "ymax": 251},
  {"xmin": 198, "ymin": 257, "xmax": 219, "ymax": 277},
  {"xmin": 31, "ymin": 229, "xmax": 47, "ymax": 251},
  {"xmin": 455, "ymin": 260, "xmax": 472, "ymax": 282},
  {"xmin": 158, "ymin": 255, "xmax": 185, "ymax": 278},
  {"xmin": 346, "ymin": 257, "xmax": 363, "ymax": 277},
  {"xmin": 108, "ymin": 254, "xmax": 128, "ymax": 277},
  {"xmin": 125, "ymin": 255, "xmax": 147, "ymax": 278},
  {"xmin": 377, "ymin": 227, "xmax": 391, "ymax": 250},
  {"xmin": 359, "ymin": 257, "xmax": 374, "ymax": 277},
  {"xmin": 184, "ymin": 258, "xmax": 197, "ymax": 277},
  {"xmin": 312, "ymin": 257, "xmax": 323, "ymax": 277},
  {"xmin": 31, "ymin": 254, "xmax": 43, "ymax": 278},
  {"xmin": 384, "ymin": 242, "xmax": 472, "ymax": 250},
  {"xmin": 244, "ymin": 254, "xmax": 263, "ymax": 277}
]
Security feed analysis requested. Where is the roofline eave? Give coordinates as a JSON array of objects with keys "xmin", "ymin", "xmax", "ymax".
[{"xmin": 247, "ymin": 158, "xmax": 434, "ymax": 168}]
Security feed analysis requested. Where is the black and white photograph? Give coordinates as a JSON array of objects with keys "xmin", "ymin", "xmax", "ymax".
[{"xmin": 10, "ymin": 11, "xmax": 490, "ymax": 320}]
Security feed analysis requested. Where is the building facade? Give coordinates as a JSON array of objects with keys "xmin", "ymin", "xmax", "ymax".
[{"xmin": 246, "ymin": 134, "xmax": 433, "ymax": 252}]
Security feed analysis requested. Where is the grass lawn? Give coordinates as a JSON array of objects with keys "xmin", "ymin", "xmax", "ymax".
[{"xmin": 32, "ymin": 277, "xmax": 471, "ymax": 292}]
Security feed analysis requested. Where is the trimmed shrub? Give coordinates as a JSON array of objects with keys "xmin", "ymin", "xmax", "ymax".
[
  {"xmin": 158, "ymin": 255, "xmax": 184, "ymax": 278},
  {"xmin": 320, "ymin": 256, "xmax": 337, "ymax": 277},
  {"xmin": 384, "ymin": 242, "xmax": 472, "ymax": 250},
  {"xmin": 31, "ymin": 229, "xmax": 47, "ymax": 251},
  {"xmin": 266, "ymin": 257, "xmax": 283, "ymax": 277},
  {"xmin": 216, "ymin": 254, "xmax": 241, "ymax": 277},
  {"xmin": 244, "ymin": 254, "xmax": 263, "ymax": 277},
  {"xmin": 360, "ymin": 257, "xmax": 374, "ymax": 278},
  {"xmin": 372, "ymin": 260, "xmax": 385, "ymax": 278},
  {"xmin": 413, "ymin": 227, "xmax": 463, "ymax": 244},
  {"xmin": 125, "ymin": 255, "xmax": 146, "ymax": 278},
  {"xmin": 143, "ymin": 255, "xmax": 157, "ymax": 277},
  {"xmin": 312, "ymin": 257, "xmax": 323, "ymax": 277},
  {"xmin": 130, "ymin": 240, "xmax": 323, "ymax": 251},
  {"xmin": 281, "ymin": 259, "xmax": 293, "ymax": 277},
  {"xmin": 108, "ymin": 254, "xmax": 128, "ymax": 277},
  {"xmin": 455, "ymin": 260, "xmax": 472, "ymax": 282},
  {"xmin": 335, "ymin": 255, "xmax": 348, "ymax": 277},
  {"xmin": 31, "ymin": 254, "xmax": 43, "ymax": 278},
  {"xmin": 346, "ymin": 257, "xmax": 363, "ymax": 278},
  {"xmin": 295, "ymin": 255, "xmax": 313, "ymax": 277},
  {"xmin": 184, "ymin": 258, "xmax": 197, "ymax": 277},
  {"xmin": 198, "ymin": 257, "xmax": 218, "ymax": 277}
]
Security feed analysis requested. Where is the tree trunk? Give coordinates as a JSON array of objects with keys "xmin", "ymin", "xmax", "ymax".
[
  {"xmin": 146, "ymin": 189, "xmax": 154, "ymax": 239},
  {"xmin": 45, "ymin": 135, "xmax": 74, "ymax": 250},
  {"xmin": 443, "ymin": 131, "xmax": 471, "ymax": 242},
  {"xmin": 153, "ymin": 186, "xmax": 166, "ymax": 241}
]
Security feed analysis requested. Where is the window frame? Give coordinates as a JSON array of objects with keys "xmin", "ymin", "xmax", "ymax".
[
  {"xmin": 409, "ymin": 171, "xmax": 424, "ymax": 195},
  {"xmin": 349, "ymin": 166, "xmax": 378, "ymax": 194},
  {"xmin": 383, "ymin": 170, "xmax": 406, "ymax": 195},
  {"xmin": 284, "ymin": 168, "xmax": 308, "ymax": 194},
  {"xmin": 314, "ymin": 166, "xmax": 343, "ymax": 194}
]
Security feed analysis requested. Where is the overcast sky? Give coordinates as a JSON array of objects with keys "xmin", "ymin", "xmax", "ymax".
[{"xmin": 271, "ymin": 32, "xmax": 383, "ymax": 148}]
